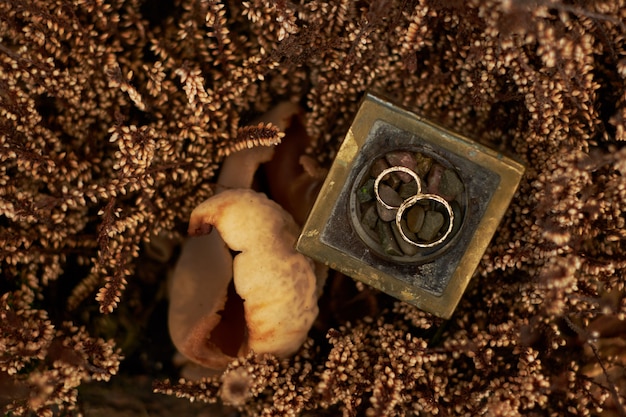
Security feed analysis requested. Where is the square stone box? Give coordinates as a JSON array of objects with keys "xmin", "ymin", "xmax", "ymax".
[{"xmin": 297, "ymin": 94, "xmax": 524, "ymax": 319}]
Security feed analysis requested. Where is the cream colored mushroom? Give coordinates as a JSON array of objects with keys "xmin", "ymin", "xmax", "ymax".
[
  {"xmin": 188, "ymin": 188, "xmax": 319, "ymax": 358},
  {"xmin": 168, "ymin": 102, "xmax": 324, "ymax": 371}
]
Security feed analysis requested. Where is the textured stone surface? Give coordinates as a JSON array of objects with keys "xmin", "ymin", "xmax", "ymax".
[
  {"xmin": 370, "ymin": 158, "xmax": 389, "ymax": 178},
  {"xmin": 361, "ymin": 203, "xmax": 379, "ymax": 229},
  {"xmin": 391, "ymin": 220, "xmax": 419, "ymax": 256},
  {"xmin": 427, "ymin": 163, "xmax": 445, "ymax": 194},
  {"xmin": 417, "ymin": 210, "xmax": 444, "ymax": 241},
  {"xmin": 385, "ymin": 151, "xmax": 417, "ymax": 182},
  {"xmin": 357, "ymin": 178, "xmax": 375, "ymax": 203},
  {"xmin": 377, "ymin": 221, "xmax": 402, "ymax": 256},
  {"xmin": 376, "ymin": 184, "xmax": 402, "ymax": 221},
  {"xmin": 406, "ymin": 205, "xmax": 425, "ymax": 233},
  {"xmin": 439, "ymin": 169, "xmax": 464, "ymax": 201},
  {"xmin": 399, "ymin": 180, "xmax": 418, "ymax": 199},
  {"xmin": 414, "ymin": 152, "xmax": 433, "ymax": 177}
]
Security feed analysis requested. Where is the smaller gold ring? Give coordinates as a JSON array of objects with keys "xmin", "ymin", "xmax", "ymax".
[{"xmin": 374, "ymin": 166, "xmax": 422, "ymax": 210}]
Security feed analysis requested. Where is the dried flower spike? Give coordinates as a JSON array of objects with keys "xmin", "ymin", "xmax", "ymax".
[{"xmin": 218, "ymin": 122, "xmax": 285, "ymax": 158}]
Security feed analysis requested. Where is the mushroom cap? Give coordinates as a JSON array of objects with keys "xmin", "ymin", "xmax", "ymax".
[{"xmin": 188, "ymin": 189, "xmax": 319, "ymax": 358}]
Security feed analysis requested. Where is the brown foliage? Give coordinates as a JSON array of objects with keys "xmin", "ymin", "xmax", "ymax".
[{"xmin": 1, "ymin": 0, "xmax": 626, "ymax": 415}]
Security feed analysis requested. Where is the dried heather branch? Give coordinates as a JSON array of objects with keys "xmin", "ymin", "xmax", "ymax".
[{"xmin": 218, "ymin": 122, "xmax": 285, "ymax": 158}]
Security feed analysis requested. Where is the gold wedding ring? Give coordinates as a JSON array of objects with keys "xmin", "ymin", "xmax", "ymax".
[
  {"xmin": 396, "ymin": 193, "xmax": 454, "ymax": 248},
  {"xmin": 374, "ymin": 166, "xmax": 454, "ymax": 248},
  {"xmin": 373, "ymin": 166, "xmax": 422, "ymax": 210}
]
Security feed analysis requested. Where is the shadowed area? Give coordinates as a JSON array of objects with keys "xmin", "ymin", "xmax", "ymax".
[{"xmin": 208, "ymin": 280, "xmax": 247, "ymax": 358}]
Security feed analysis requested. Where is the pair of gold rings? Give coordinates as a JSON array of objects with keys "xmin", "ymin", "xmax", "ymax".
[{"xmin": 374, "ymin": 166, "xmax": 454, "ymax": 248}]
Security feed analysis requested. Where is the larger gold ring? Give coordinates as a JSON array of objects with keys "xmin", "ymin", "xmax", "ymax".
[{"xmin": 396, "ymin": 193, "xmax": 454, "ymax": 248}]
